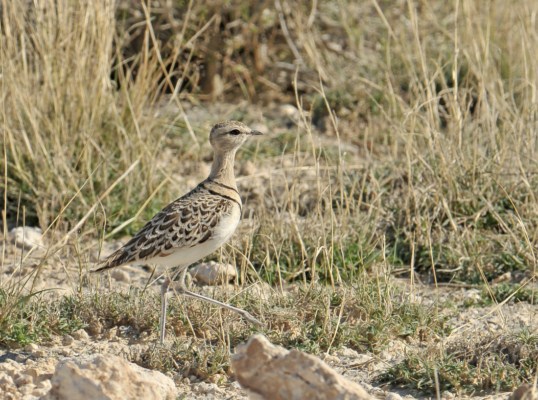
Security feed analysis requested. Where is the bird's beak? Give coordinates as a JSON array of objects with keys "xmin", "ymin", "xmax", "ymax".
[{"xmin": 249, "ymin": 130, "xmax": 263, "ymax": 136}]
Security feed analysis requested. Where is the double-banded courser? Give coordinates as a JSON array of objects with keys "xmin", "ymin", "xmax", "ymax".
[{"xmin": 92, "ymin": 121, "xmax": 263, "ymax": 343}]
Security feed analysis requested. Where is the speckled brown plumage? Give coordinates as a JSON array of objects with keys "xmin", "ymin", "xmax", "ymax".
[{"xmin": 95, "ymin": 181, "xmax": 239, "ymax": 271}]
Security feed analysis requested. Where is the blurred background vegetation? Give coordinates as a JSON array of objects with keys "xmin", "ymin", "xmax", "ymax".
[{"xmin": 2, "ymin": 0, "xmax": 536, "ymax": 284}]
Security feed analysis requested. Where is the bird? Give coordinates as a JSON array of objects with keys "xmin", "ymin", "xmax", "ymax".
[{"xmin": 92, "ymin": 120, "xmax": 263, "ymax": 343}]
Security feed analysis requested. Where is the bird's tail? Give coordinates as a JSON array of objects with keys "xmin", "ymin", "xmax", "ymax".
[{"xmin": 90, "ymin": 248, "xmax": 124, "ymax": 273}]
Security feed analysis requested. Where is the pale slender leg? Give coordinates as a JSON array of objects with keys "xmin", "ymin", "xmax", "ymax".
[
  {"xmin": 160, "ymin": 277, "xmax": 171, "ymax": 344},
  {"xmin": 160, "ymin": 266, "xmax": 263, "ymax": 343},
  {"xmin": 168, "ymin": 269, "xmax": 263, "ymax": 327}
]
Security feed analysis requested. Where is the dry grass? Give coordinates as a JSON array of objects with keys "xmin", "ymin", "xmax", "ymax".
[{"xmin": 1, "ymin": 0, "xmax": 537, "ymax": 397}]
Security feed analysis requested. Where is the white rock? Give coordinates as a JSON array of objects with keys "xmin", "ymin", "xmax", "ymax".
[
  {"xmin": 34, "ymin": 349, "xmax": 47, "ymax": 358},
  {"xmin": 279, "ymin": 104, "xmax": 300, "ymax": 121},
  {"xmin": 43, "ymin": 354, "xmax": 177, "ymax": 400},
  {"xmin": 24, "ymin": 343, "xmax": 39, "ymax": 353},
  {"xmin": 189, "ymin": 261, "xmax": 237, "ymax": 286},
  {"xmin": 192, "ymin": 382, "xmax": 222, "ymax": 395},
  {"xmin": 71, "ymin": 329, "xmax": 90, "ymax": 341},
  {"xmin": 232, "ymin": 334, "xmax": 373, "ymax": 400},
  {"xmin": 9, "ymin": 226, "xmax": 44, "ymax": 250}
]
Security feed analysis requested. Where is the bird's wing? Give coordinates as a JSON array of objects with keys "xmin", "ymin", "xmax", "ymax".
[{"xmin": 92, "ymin": 187, "xmax": 234, "ymax": 272}]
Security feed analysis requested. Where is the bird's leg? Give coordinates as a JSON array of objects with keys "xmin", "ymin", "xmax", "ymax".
[
  {"xmin": 168, "ymin": 273, "xmax": 263, "ymax": 327},
  {"xmin": 161, "ymin": 266, "xmax": 262, "ymax": 343},
  {"xmin": 159, "ymin": 266, "xmax": 189, "ymax": 344},
  {"xmin": 159, "ymin": 276, "xmax": 171, "ymax": 345}
]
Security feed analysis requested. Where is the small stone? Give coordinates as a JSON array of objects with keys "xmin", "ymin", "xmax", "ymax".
[
  {"xmin": 322, "ymin": 354, "xmax": 340, "ymax": 364},
  {"xmin": 192, "ymin": 382, "xmax": 221, "ymax": 395},
  {"xmin": 62, "ymin": 335, "xmax": 75, "ymax": 346},
  {"xmin": 34, "ymin": 349, "xmax": 47, "ymax": 358},
  {"xmin": 24, "ymin": 343, "xmax": 39, "ymax": 353},
  {"xmin": 189, "ymin": 261, "xmax": 237, "ymax": 286},
  {"xmin": 279, "ymin": 104, "xmax": 300, "ymax": 121},
  {"xmin": 280, "ymin": 104, "xmax": 299, "ymax": 118},
  {"xmin": 111, "ymin": 269, "xmax": 131, "ymax": 283},
  {"xmin": 385, "ymin": 393, "xmax": 403, "ymax": 400},
  {"xmin": 58, "ymin": 348, "xmax": 73, "ymax": 357},
  {"xmin": 337, "ymin": 347, "xmax": 360, "ymax": 358},
  {"xmin": 72, "ymin": 329, "xmax": 90, "ymax": 341},
  {"xmin": 9, "ymin": 226, "xmax": 44, "ymax": 250}
]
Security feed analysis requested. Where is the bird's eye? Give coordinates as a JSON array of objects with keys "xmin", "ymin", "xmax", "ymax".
[{"xmin": 229, "ymin": 129, "xmax": 241, "ymax": 135}]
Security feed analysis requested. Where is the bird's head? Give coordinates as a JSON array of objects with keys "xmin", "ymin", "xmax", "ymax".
[{"xmin": 209, "ymin": 121, "xmax": 262, "ymax": 153}]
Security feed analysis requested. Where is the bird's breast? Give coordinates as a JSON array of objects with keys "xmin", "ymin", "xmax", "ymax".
[{"xmin": 211, "ymin": 202, "xmax": 241, "ymax": 242}]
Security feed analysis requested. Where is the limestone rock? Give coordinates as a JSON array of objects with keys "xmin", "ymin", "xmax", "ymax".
[
  {"xmin": 44, "ymin": 354, "xmax": 177, "ymax": 400},
  {"xmin": 232, "ymin": 334, "xmax": 373, "ymax": 400},
  {"xmin": 190, "ymin": 261, "xmax": 237, "ymax": 285}
]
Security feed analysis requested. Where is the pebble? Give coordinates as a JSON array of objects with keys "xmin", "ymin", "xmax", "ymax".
[
  {"xmin": 189, "ymin": 261, "xmax": 237, "ymax": 286},
  {"xmin": 322, "ymin": 354, "xmax": 340, "ymax": 364},
  {"xmin": 34, "ymin": 349, "xmax": 47, "ymax": 358},
  {"xmin": 192, "ymin": 382, "xmax": 221, "ymax": 395},
  {"xmin": 62, "ymin": 335, "xmax": 75, "ymax": 346},
  {"xmin": 24, "ymin": 343, "xmax": 39, "ymax": 353},
  {"xmin": 72, "ymin": 329, "xmax": 90, "ymax": 341},
  {"xmin": 9, "ymin": 226, "xmax": 44, "ymax": 250}
]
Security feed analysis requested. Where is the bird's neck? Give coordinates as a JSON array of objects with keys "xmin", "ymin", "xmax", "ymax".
[{"xmin": 209, "ymin": 149, "xmax": 237, "ymax": 187}]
